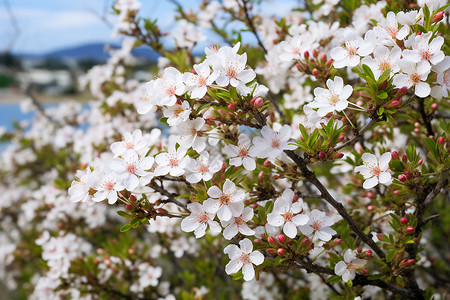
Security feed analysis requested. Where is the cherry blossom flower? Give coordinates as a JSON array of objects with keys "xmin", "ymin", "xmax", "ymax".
[
  {"xmin": 224, "ymin": 238, "xmax": 264, "ymax": 281},
  {"xmin": 163, "ymin": 101, "xmax": 191, "ymax": 127},
  {"xmin": 252, "ymin": 124, "xmax": 296, "ymax": 160},
  {"xmin": 203, "ymin": 179, "xmax": 246, "ymax": 222},
  {"xmin": 299, "ymin": 209, "xmax": 336, "ymax": 242},
  {"xmin": 373, "ymin": 11, "xmax": 410, "ymax": 44},
  {"xmin": 354, "ymin": 152, "xmax": 392, "ymax": 189},
  {"xmin": 224, "ymin": 133, "xmax": 257, "ymax": 171},
  {"xmin": 361, "ymin": 46, "xmax": 401, "ymax": 80},
  {"xmin": 92, "ymin": 171, "xmax": 124, "ymax": 204},
  {"xmin": 175, "ymin": 117, "xmax": 208, "ymax": 153},
  {"xmin": 330, "ymin": 31, "xmax": 374, "ymax": 68},
  {"xmin": 181, "ymin": 202, "xmax": 221, "ymax": 238},
  {"xmin": 279, "ymin": 35, "xmax": 312, "ymax": 61},
  {"xmin": 211, "ymin": 43, "xmax": 256, "ymax": 95},
  {"xmin": 153, "ymin": 141, "xmax": 187, "ymax": 177},
  {"xmin": 308, "ymin": 76, "xmax": 353, "ymax": 117},
  {"xmin": 137, "ymin": 263, "xmax": 162, "ymax": 288},
  {"xmin": 393, "ymin": 60, "xmax": 431, "ymax": 97},
  {"xmin": 184, "ymin": 151, "xmax": 222, "ymax": 183},
  {"xmin": 136, "ymin": 80, "xmax": 158, "ymax": 115},
  {"xmin": 183, "ymin": 62, "xmax": 217, "ymax": 99},
  {"xmin": 110, "ymin": 129, "xmax": 147, "ymax": 157},
  {"xmin": 431, "ymin": 56, "xmax": 450, "ymax": 99},
  {"xmin": 153, "ymin": 67, "xmax": 185, "ymax": 106},
  {"xmin": 402, "ymin": 33, "xmax": 445, "ymax": 66},
  {"xmin": 267, "ymin": 189, "xmax": 309, "ymax": 238},
  {"xmin": 109, "ymin": 150, "xmax": 154, "ymax": 191},
  {"xmin": 221, "ymin": 207, "xmax": 255, "ymax": 240},
  {"xmin": 68, "ymin": 169, "xmax": 98, "ymax": 202},
  {"xmin": 334, "ymin": 249, "xmax": 367, "ymax": 282}
]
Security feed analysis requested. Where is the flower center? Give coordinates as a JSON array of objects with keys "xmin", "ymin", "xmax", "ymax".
[
  {"xmin": 104, "ymin": 180, "xmax": 115, "ymax": 191},
  {"xmin": 127, "ymin": 163, "xmax": 138, "ymax": 174},
  {"xmin": 419, "ymin": 49, "xmax": 431, "ymax": 61},
  {"xmin": 410, "ymin": 72, "xmax": 421, "ymax": 84},
  {"xmin": 282, "ymin": 209, "xmax": 293, "ymax": 222},
  {"xmin": 239, "ymin": 253, "xmax": 251, "ymax": 264},
  {"xmin": 371, "ymin": 166, "xmax": 382, "ymax": 176},
  {"xmin": 328, "ymin": 94, "xmax": 340, "ymax": 104},
  {"xmin": 386, "ymin": 26, "xmax": 398, "ymax": 38},
  {"xmin": 165, "ymin": 84, "xmax": 176, "ymax": 96},
  {"xmin": 346, "ymin": 262, "xmax": 358, "ymax": 270},
  {"xmin": 238, "ymin": 147, "xmax": 248, "ymax": 158},
  {"xmin": 198, "ymin": 164, "xmax": 209, "ymax": 174},
  {"xmin": 312, "ymin": 220, "xmax": 323, "ymax": 231},
  {"xmin": 234, "ymin": 216, "xmax": 245, "ymax": 226},
  {"xmin": 198, "ymin": 76, "xmax": 207, "ymax": 86},
  {"xmin": 271, "ymin": 138, "xmax": 281, "ymax": 149},
  {"xmin": 226, "ymin": 66, "xmax": 238, "ymax": 79},
  {"xmin": 125, "ymin": 141, "xmax": 134, "ymax": 149},
  {"xmin": 168, "ymin": 158, "xmax": 179, "ymax": 167},
  {"xmin": 219, "ymin": 193, "xmax": 231, "ymax": 205},
  {"xmin": 198, "ymin": 212, "xmax": 210, "ymax": 224},
  {"xmin": 378, "ymin": 60, "xmax": 391, "ymax": 72}
]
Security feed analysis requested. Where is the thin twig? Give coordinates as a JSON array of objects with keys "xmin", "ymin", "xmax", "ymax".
[
  {"xmin": 334, "ymin": 118, "xmax": 378, "ymax": 152},
  {"xmin": 241, "ymin": 0, "xmax": 267, "ymax": 54}
]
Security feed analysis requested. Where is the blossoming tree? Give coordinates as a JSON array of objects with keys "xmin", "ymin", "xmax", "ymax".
[{"xmin": 0, "ymin": 0, "xmax": 449, "ymax": 299}]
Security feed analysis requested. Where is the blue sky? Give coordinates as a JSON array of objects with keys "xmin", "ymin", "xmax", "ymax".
[{"xmin": 0, "ymin": 0, "xmax": 298, "ymax": 54}]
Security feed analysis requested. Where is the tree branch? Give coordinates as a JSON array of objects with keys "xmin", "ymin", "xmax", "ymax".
[
  {"xmin": 334, "ymin": 118, "xmax": 378, "ymax": 152},
  {"xmin": 240, "ymin": 0, "xmax": 267, "ymax": 54}
]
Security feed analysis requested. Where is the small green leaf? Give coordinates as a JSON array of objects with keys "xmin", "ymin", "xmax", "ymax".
[
  {"xmin": 386, "ymin": 250, "xmax": 396, "ymax": 263},
  {"xmin": 120, "ymin": 224, "xmax": 132, "ymax": 232}
]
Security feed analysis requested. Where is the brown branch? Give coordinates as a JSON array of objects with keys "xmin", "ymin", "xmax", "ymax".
[
  {"xmin": 417, "ymin": 98, "xmax": 434, "ymax": 137},
  {"xmin": 334, "ymin": 118, "xmax": 378, "ymax": 152},
  {"xmin": 240, "ymin": 0, "xmax": 267, "ymax": 54},
  {"xmin": 149, "ymin": 181, "xmax": 188, "ymax": 210}
]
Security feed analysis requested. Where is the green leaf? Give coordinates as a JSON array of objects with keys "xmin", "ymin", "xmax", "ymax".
[
  {"xmin": 117, "ymin": 211, "xmax": 134, "ymax": 219},
  {"xmin": 432, "ymin": 3, "xmax": 450, "ymax": 15},
  {"xmin": 362, "ymin": 64, "xmax": 375, "ymax": 81},
  {"xmin": 386, "ymin": 250, "xmax": 396, "ymax": 263},
  {"xmin": 377, "ymin": 91, "xmax": 388, "ymax": 99},
  {"xmin": 120, "ymin": 224, "xmax": 132, "ymax": 232},
  {"xmin": 377, "ymin": 69, "xmax": 391, "ymax": 84}
]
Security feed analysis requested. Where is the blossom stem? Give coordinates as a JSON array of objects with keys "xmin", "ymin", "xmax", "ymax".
[
  {"xmin": 334, "ymin": 118, "xmax": 378, "ymax": 152},
  {"xmin": 342, "ymin": 111, "xmax": 355, "ymax": 129}
]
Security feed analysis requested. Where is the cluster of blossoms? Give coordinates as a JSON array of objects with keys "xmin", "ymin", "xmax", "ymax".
[{"xmin": 1, "ymin": 0, "xmax": 449, "ymax": 299}]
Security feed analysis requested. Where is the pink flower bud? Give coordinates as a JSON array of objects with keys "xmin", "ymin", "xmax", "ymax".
[
  {"xmin": 366, "ymin": 250, "xmax": 372, "ymax": 256},
  {"xmin": 367, "ymin": 192, "xmax": 374, "ymax": 198},
  {"xmin": 438, "ymin": 137, "xmax": 444, "ymax": 144},
  {"xmin": 391, "ymin": 151, "xmax": 399, "ymax": 160},
  {"xmin": 406, "ymin": 226, "xmax": 414, "ymax": 233},
  {"xmin": 368, "ymin": 205, "xmax": 375, "ymax": 211},
  {"xmin": 418, "ymin": 158, "xmax": 423, "ymax": 165},
  {"xmin": 404, "ymin": 170, "xmax": 412, "ymax": 179},
  {"xmin": 400, "ymin": 217, "xmax": 408, "ymax": 224},
  {"xmin": 125, "ymin": 204, "xmax": 133, "ymax": 210},
  {"xmin": 402, "ymin": 154, "xmax": 408, "ymax": 162},
  {"xmin": 357, "ymin": 247, "xmax": 362, "ymax": 253},
  {"xmin": 302, "ymin": 237, "xmax": 309, "ymax": 244},
  {"xmin": 234, "ymin": 167, "xmax": 238, "ymax": 171},
  {"xmin": 398, "ymin": 175, "xmax": 407, "ymax": 182},
  {"xmin": 320, "ymin": 53, "xmax": 327, "ymax": 63},
  {"xmin": 267, "ymin": 248, "xmax": 276, "ymax": 255},
  {"xmin": 312, "ymin": 68, "xmax": 319, "ymax": 76},
  {"xmin": 336, "ymin": 238, "xmax": 342, "ymax": 244},
  {"xmin": 303, "ymin": 51, "xmax": 309, "ymax": 59},
  {"xmin": 312, "ymin": 49, "xmax": 318, "ymax": 57},
  {"xmin": 338, "ymin": 134, "xmax": 345, "ymax": 141},
  {"xmin": 277, "ymin": 248, "xmax": 285, "ymax": 256},
  {"xmin": 325, "ymin": 59, "xmax": 333, "ymax": 67},
  {"xmin": 252, "ymin": 203, "xmax": 258, "ymax": 209},
  {"xmin": 278, "ymin": 234, "xmax": 286, "ymax": 244},
  {"xmin": 263, "ymin": 160, "xmax": 271, "ymax": 167},
  {"xmin": 413, "ymin": 237, "xmax": 419, "ymax": 243},
  {"xmin": 258, "ymin": 171, "xmax": 264, "ymax": 181},
  {"xmin": 250, "ymin": 97, "xmax": 257, "ymax": 104},
  {"xmin": 227, "ymin": 104, "xmax": 235, "ymax": 111},
  {"xmin": 400, "ymin": 258, "xmax": 408, "ymax": 266},
  {"xmin": 432, "ymin": 11, "xmax": 444, "ymax": 23},
  {"xmin": 254, "ymin": 97, "xmax": 263, "ymax": 108},
  {"xmin": 414, "ymin": 128, "xmax": 420, "ymax": 133},
  {"xmin": 292, "ymin": 194, "xmax": 299, "ymax": 202},
  {"xmin": 268, "ymin": 236, "xmax": 277, "ymax": 246},
  {"xmin": 359, "ymin": 269, "xmax": 369, "ymax": 275},
  {"xmin": 318, "ymin": 152, "xmax": 325, "ymax": 159},
  {"xmin": 130, "ymin": 195, "xmax": 137, "ymax": 201},
  {"xmin": 414, "ymin": 122, "xmax": 420, "ymax": 127},
  {"xmin": 379, "ymin": 80, "xmax": 388, "ymax": 90},
  {"xmin": 396, "ymin": 86, "xmax": 408, "ymax": 98},
  {"xmin": 254, "ymin": 239, "xmax": 260, "ymax": 243},
  {"xmin": 431, "ymin": 103, "xmax": 437, "ymax": 109},
  {"xmin": 335, "ymin": 153, "xmax": 344, "ymax": 159},
  {"xmin": 394, "ymin": 190, "xmax": 401, "ymax": 195},
  {"xmin": 391, "ymin": 100, "xmax": 400, "ymax": 107}
]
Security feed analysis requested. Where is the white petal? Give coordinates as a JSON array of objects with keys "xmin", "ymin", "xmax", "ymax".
[
  {"xmin": 363, "ymin": 177, "xmax": 379, "ymax": 189},
  {"xmin": 225, "ymin": 258, "xmax": 243, "ymax": 275},
  {"xmin": 283, "ymin": 221, "xmax": 298, "ymax": 239},
  {"xmin": 239, "ymin": 238, "xmax": 253, "ymax": 254},
  {"xmin": 334, "ymin": 261, "xmax": 347, "ymax": 276},
  {"xmin": 250, "ymin": 251, "xmax": 264, "ymax": 265},
  {"xmin": 242, "ymin": 263, "xmax": 255, "ymax": 281}
]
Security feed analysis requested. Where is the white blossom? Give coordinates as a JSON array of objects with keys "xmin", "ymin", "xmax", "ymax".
[
  {"xmin": 203, "ymin": 179, "xmax": 245, "ymax": 222},
  {"xmin": 334, "ymin": 249, "xmax": 367, "ymax": 282},
  {"xmin": 355, "ymin": 152, "xmax": 392, "ymax": 189},
  {"xmin": 224, "ymin": 238, "xmax": 264, "ymax": 281}
]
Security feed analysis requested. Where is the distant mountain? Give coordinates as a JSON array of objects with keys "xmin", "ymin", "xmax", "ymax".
[{"xmin": 17, "ymin": 43, "xmax": 160, "ymax": 62}]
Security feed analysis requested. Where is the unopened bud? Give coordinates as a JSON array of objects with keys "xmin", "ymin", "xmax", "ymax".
[
  {"xmin": 130, "ymin": 195, "xmax": 137, "ymax": 201},
  {"xmin": 263, "ymin": 160, "xmax": 271, "ymax": 167},
  {"xmin": 268, "ymin": 236, "xmax": 277, "ymax": 246},
  {"xmin": 292, "ymin": 194, "xmax": 299, "ymax": 202},
  {"xmin": 404, "ymin": 170, "xmax": 412, "ymax": 179},
  {"xmin": 277, "ymin": 248, "xmax": 285, "ymax": 256},
  {"xmin": 402, "ymin": 154, "xmax": 407, "ymax": 162},
  {"xmin": 400, "ymin": 217, "xmax": 408, "ymax": 224},
  {"xmin": 278, "ymin": 234, "xmax": 286, "ymax": 244},
  {"xmin": 319, "ymin": 152, "xmax": 325, "ymax": 159},
  {"xmin": 125, "ymin": 204, "xmax": 133, "ymax": 210},
  {"xmin": 252, "ymin": 203, "xmax": 258, "ymax": 209},
  {"xmin": 414, "ymin": 128, "xmax": 420, "ymax": 133},
  {"xmin": 227, "ymin": 104, "xmax": 235, "ymax": 111},
  {"xmin": 368, "ymin": 205, "xmax": 375, "ymax": 211},
  {"xmin": 302, "ymin": 237, "xmax": 309, "ymax": 244},
  {"xmin": 398, "ymin": 175, "xmax": 407, "ymax": 182},
  {"xmin": 336, "ymin": 238, "xmax": 342, "ymax": 244},
  {"xmin": 254, "ymin": 97, "xmax": 263, "ymax": 108},
  {"xmin": 312, "ymin": 49, "xmax": 318, "ymax": 57},
  {"xmin": 396, "ymin": 86, "xmax": 408, "ymax": 98},
  {"xmin": 400, "ymin": 258, "xmax": 408, "ymax": 266},
  {"xmin": 431, "ymin": 103, "xmax": 437, "ymax": 109},
  {"xmin": 391, "ymin": 151, "xmax": 399, "ymax": 160},
  {"xmin": 267, "ymin": 248, "xmax": 276, "ymax": 255},
  {"xmin": 366, "ymin": 250, "xmax": 372, "ymax": 256},
  {"xmin": 359, "ymin": 269, "xmax": 369, "ymax": 275},
  {"xmin": 258, "ymin": 171, "xmax": 264, "ymax": 181},
  {"xmin": 296, "ymin": 63, "xmax": 303, "ymax": 72},
  {"xmin": 438, "ymin": 137, "xmax": 444, "ymax": 144},
  {"xmin": 335, "ymin": 153, "xmax": 344, "ymax": 159},
  {"xmin": 325, "ymin": 59, "xmax": 333, "ymax": 67},
  {"xmin": 357, "ymin": 247, "xmax": 362, "ymax": 253},
  {"xmin": 338, "ymin": 134, "xmax": 345, "ymax": 141},
  {"xmin": 418, "ymin": 158, "xmax": 423, "ymax": 165},
  {"xmin": 432, "ymin": 11, "xmax": 444, "ymax": 23},
  {"xmin": 406, "ymin": 226, "xmax": 414, "ymax": 233},
  {"xmin": 303, "ymin": 51, "xmax": 309, "ymax": 59},
  {"xmin": 367, "ymin": 192, "xmax": 374, "ymax": 198},
  {"xmin": 407, "ymin": 259, "xmax": 416, "ymax": 265},
  {"xmin": 320, "ymin": 53, "xmax": 327, "ymax": 63},
  {"xmin": 254, "ymin": 239, "xmax": 260, "ymax": 243},
  {"xmin": 379, "ymin": 80, "xmax": 388, "ymax": 90},
  {"xmin": 312, "ymin": 68, "xmax": 319, "ymax": 76},
  {"xmin": 414, "ymin": 122, "xmax": 420, "ymax": 128},
  {"xmin": 413, "ymin": 237, "xmax": 419, "ymax": 243},
  {"xmin": 394, "ymin": 190, "xmax": 401, "ymax": 195}
]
